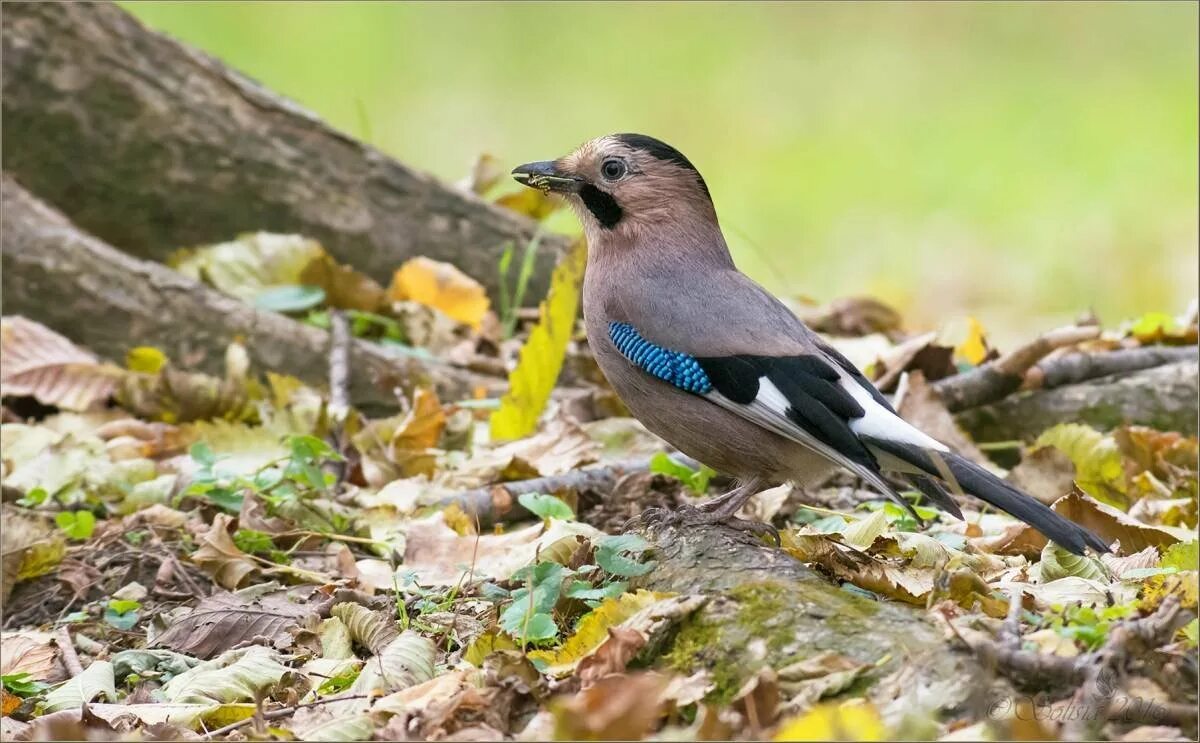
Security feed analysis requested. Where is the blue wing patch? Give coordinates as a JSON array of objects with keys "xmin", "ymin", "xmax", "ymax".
[{"xmin": 608, "ymin": 322, "xmax": 713, "ymax": 394}]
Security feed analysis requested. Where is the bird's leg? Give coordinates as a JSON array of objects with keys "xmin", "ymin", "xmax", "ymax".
[
  {"xmin": 695, "ymin": 476, "xmax": 765, "ymax": 516},
  {"xmin": 630, "ymin": 477, "xmax": 778, "ymax": 544}
]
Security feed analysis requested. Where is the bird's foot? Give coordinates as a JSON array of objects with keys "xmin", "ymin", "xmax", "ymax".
[{"xmin": 624, "ymin": 504, "xmax": 779, "ymax": 545}]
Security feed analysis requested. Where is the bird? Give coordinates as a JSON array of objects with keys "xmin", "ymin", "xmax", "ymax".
[{"xmin": 511, "ymin": 133, "xmax": 1108, "ymax": 556}]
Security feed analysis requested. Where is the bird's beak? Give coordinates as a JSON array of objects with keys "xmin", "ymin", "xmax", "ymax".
[{"xmin": 511, "ymin": 160, "xmax": 582, "ymax": 194}]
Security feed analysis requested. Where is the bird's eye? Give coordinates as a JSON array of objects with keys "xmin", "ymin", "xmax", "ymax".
[{"xmin": 601, "ymin": 159, "xmax": 627, "ymax": 181}]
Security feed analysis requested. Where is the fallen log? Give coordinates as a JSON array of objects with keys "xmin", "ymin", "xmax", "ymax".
[
  {"xmin": 634, "ymin": 520, "xmax": 977, "ymax": 709},
  {"xmin": 0, "ymin": 2, "xmax": 565, "ymax": 302},
  {"xmin": 1, "ymin": 176, "xmax": 492, "ymax": 411},
  {"xmin": 955, "ymin": 360, "xmax": 1198, "ymax": 442}
]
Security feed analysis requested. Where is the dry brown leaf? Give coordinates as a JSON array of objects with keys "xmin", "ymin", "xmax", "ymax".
[
  {"xmin": 0, "ymin": 632, "xmax": 60, "ymax": 682},
  {"xmin": 989, "ymin": 488, "xmax": 1184, "ymax": 556},
  {"xmin": 0, "ymin": 316, "xmax": 123, "ymax": 411},
  {"xmin": 191, "ymin": 514, "xmax": 258, "ymax": 590},
  {"xmin": 1007, "ymin": 446, "xmax": 1077, "ymax": 505},
  {"xmin": 577, "ymin": 626, "xmax": 647, "ymax": 688},
  {"xmin": 551, "ymin": 671, "xmax": 670, "ymax": 741},
  {"xmin": 352, "ymin": 388, "xmax": 447, "ymax": 485},
  {"xmin": 799, "ymin": 297, "xmax": 903, "ymax": 338},
  {"xmin": 402, "ymin": 512, "xmax": 602, "ymax": 586},
  {"xmin": 298, "ymin": 253, "xmax": 386, "ymax": 312},
  {"xmin": 387, "ymin": 257, "xmax": 490, "ymax": 330},
  {"xmin": 152, "ymin": 587, "xmax": 319, "ymax": 659}
]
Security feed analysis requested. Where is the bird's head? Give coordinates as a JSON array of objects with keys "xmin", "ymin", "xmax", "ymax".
[{"xmin": 512, "ymin": 133, "xmax": 717, "ymax": 245}]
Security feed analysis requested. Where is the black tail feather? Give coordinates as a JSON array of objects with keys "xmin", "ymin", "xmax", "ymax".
[
  {"xmin": 905, "ymin": 474, "xmax": 964, "ymax": 520},
  {"xmin": 865, "ymin": 438, "xmax": 1109, "ymax": 555}
]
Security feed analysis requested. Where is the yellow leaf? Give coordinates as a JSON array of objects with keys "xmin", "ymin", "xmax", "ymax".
[
  {"xmin": 387, "ymin": 257, "xmax": 490, "ymax": 330},
  {"xmin": 126, "ymin": 346, "xmax": 168, "ymax": 374},
  {"xmin": 299, "ymin": 254, "xmax": 386, "ymax": 312},
  {"xmin": 527, "ymin": 589, "xmax": 669, "ymax": 676},
  {"xmin": 955, "ymin": 316, "xmax": 990, "ymax": 365},
  {"xmin": 17, "ymin": 537, "xmax": 66, "ymax": 582},
  {"xmin": 1035, "ymin": 424, "xmax": 1128, "ymax": 509},
  {"xmin": 773, "ymin": 701, "xmax": 886, "ymax": 741},
  {"xmin": 1140, "ymin": 571, "xmax": 1198, "ymax": 612},
  {"xmin": 462, "ymin": 630, "xmax": 518, "ymax": 667},
  {"xmin": 494, "ymin": 188, "xmax": 559, "ymax": 220},
  {"xmin": 490, "ymin": 240, "xmax": 587, "ymax": 440},
  {"xmin": 170, "ymin": 233, "xmax": 326, "ymax": 302}
]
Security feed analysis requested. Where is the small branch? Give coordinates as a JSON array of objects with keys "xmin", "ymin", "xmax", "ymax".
[
  {"xmin": 55, "ymin": 626, "xmax": 84, "ymax": 677},
  {"xmin": 328, "ymin": 310, "xmax": 351, "ymax": 422},
  {"xmin": 441, "ymin": 457, "xmax": 658, "ymax": 526},
  {"xmin": 1061, "ymin": 596, "xmax": 1190, "ymax": 741},
  {"xmin": 933, "ymin": 325, "xmax": 1100, "ymax": 412},
  {"xmin": 1027, "ymin": 345, "xmax": 1197, "ymax": 391},
  {"xmin": 200, "ymin": 693, "xmax": 370, "ymax": 740}
]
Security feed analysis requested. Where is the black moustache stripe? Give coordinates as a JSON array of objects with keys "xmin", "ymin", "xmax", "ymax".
[{"xmin": 579, "ymin": 184, "xmax": 623, "ymax": 229}]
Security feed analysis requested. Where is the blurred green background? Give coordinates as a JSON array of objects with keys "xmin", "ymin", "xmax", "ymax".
[{"xmin": 126, "ymin": 1, "xmax": 1197, "ymax": 343}]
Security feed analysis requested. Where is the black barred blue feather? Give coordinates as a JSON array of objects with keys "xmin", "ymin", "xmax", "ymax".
[{"xmin": 608, "ymin": 322, "xmax": 713, "ymax": 394}]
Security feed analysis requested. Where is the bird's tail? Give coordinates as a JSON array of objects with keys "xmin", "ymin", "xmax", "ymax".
[{"xmin": 864, "ymin": 437, "xmax": 1109, "ymax": 556}]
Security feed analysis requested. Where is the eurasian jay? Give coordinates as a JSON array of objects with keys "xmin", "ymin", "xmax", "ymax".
[{"xmin": 512, "ymin": 133, "xmax": 1106, "ymax": 555}]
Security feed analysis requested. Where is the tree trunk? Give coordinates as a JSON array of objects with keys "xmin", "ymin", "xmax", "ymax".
[
  {"xmin": 0, "ymin": 1, "xmax": 565, "ymax": 302},
  {"xmin": 1, "ymin": 176, "xmax": 492, "ymax": 412}
]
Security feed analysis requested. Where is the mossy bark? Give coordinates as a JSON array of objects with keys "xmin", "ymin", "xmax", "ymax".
[
  {"xmin": 635, "ymin": 521, "xmax": 978, "ymax": 707},
  {"xmin": 1, "ymin": 2, "xmax": 565, "ymax": 303}
]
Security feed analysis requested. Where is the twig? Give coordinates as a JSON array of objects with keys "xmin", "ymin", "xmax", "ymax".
[
  {"xmin": 1028, "ymin": 345, "xmax": 1197, "ymax": 390},
  {"xmin": 933, "ymin": 325, "xmax": 1101, "ymax": 412},
  {"xmin": 1062, "ymin": 596, "xmax": 1191, "ymax": 741},
  {"xmin": 55, "ymin": 626, "xmax": 84, "ymax": 676},
  {"xmin": 200, "ymin": 693, "xmax": 370, "ymax": 740},
  {"xmin": 328, "ymin": 309, "xmax": 351, "ymax": 422},
  {"xmin": 999, "ymin": 588, "xmax": 1024, "ymax": 653},
  {"xmin": 441, "ymin": 456, "xmax": 656, "ymax": 526}
]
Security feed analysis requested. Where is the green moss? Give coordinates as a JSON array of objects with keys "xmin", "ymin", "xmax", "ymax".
[{"xmin": 662, "ymin": 579, "xmax": 896, "ymax": 704}]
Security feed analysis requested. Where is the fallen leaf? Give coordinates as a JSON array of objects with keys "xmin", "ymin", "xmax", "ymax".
[
  {"xmin": 995, "ymin": 488, "xmax": 1185, "ymax": 556},
  {"xmin": 490, "ymin": 240, "xmax": 587, "ymax": 440},
  {"xmin": 0, "ymin": 631, "xmax": 60, "ymax": 682},
  {"xmin": 402, "ymin": 511, "xmax": 602, "ymax": 586},
  {"xmin": 1008, "ymin": 446, "xmax": 1077, "ymax": 505},
  {"xmin": 955, "ymin": 317, "xmax": 992, "ymax": 365},
  {"xmin": 799, "ymin": 297, "xmax": 903, "ymax": 338},
  {"xmin": 772, "ymin": 700, "xmax": 886, "ymax": 741},
  {"xmin": 152, "ymin": 587, "xmax": 319, "ymax": 659},
  {"xmin": 170, "ymin": 232, "xmax": 325, "ymax": 303},
  {"xmin": 191, "ymin": 513, "xmax": 258, "ymax": 590},
  {"xmin": 551, "ymin": 671, "xmax": 670, "ymax": 741},
  {"xmin": 299, "ymin": 254, "xmax": 386, "ymax": 312},
  {"xmin": 388, "ymin": 256, "xmax": 490, "ymax": 330},
  {"xmin": 160, "ymin": 646, "xmax": 290, "ymax": 704},
  {"xmin": 895, "ymin": 371, "xmax": 992, "ymax": 468},
  {"xmin": 43, "ymin": 661, "xmax": 116, "ymax": 713},
  {"xmin": 0, "ymin": 317, "xmax": 124, "ymax": 411},
  {"xmin": 1035, "ymin": 423, "xmax": 1127, "ymax": 508}
]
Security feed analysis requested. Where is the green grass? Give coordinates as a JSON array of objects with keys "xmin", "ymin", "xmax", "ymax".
[{"xmin": 125, "ymin": 1, "xmax": 1197, "ymax": 344}]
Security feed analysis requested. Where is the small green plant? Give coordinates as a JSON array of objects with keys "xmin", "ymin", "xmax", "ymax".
[
  {"xmin": 55, "ymin": 510, "xmax": 96, "ymax": 540},
  {"xmin": 2, "ymin": 672, "xmax": 48, "ymax": 697},
  {"xmin": 649, "ymin": 453, "xmax": 715, "ymax": 495},
  {"xmin": 183, "ymin": 435, "xmax": 342, "ymax": 517},
  {"xmin": 16, "ymin": 487, "xmax": 48, "ymax": 508},
  {"xmin": 518, "ymin": 492, "xmax": 574, "ymax": 522},
  {"xmin": 595, "ymin": 534, "xmax": 656, "ymax": 578},
  {"xmin": 500, "ymin": 561, "xmax": 566, "ymax": 646},
  {"xmin": 1043, "ymin": 603, "xmax": 1137, "ymax": 650},
  {"xmin": 496, "ymin": 231, "xmax": 543, "ymax": 339},
  {"xmin": 103, "ymin": 599, "xmax": 141, "ymax": 631}
]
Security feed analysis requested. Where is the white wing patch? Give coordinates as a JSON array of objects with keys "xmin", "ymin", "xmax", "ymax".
[
  {"xmin": 840, "ymin": 379, "xmax": 948, "ymax": 452},
  {"xmin": 755, "ymin": 377, "xmax": 791, "ymax": 415}
]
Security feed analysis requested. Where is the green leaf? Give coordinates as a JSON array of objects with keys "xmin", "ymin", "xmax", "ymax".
[
  {"xmin": 565, "ymin": 580, "xmax": 627, "ymax": 602},
  {"xmin": 841, "ymin": 509, "xmax": 888, "ymax": 550},
  {"xmin": 16, "ymin": 487, "xmax": 48, "ymax": 508},
  {"xmin": 254, "ymin": 284, "xmax": 326, "ymax": 313},
  {"xmin": 490, "ymin": 240, "xmax": 587, "ymax": 440},
  {"xmin": 233, "ymin": 529, "xmax": 275, "ymax": 556},
  {"xmin": 596, "ymin": 534, "xmax": 655, "ymax": 578},
  {"xmin": 1162, "ymin": 541, "xmax": 1199, "ymax": 572},
  {"xmin": 55, "ymin": 511, "xmax": 96, "ymax": 540},
  {"xmin": 1039, "ymin": 542, "xmax": 1108, "ymax": 582},
  {"xmin": 648, "ymin": 452, "xmax": 715, "ymax": 495},
  {"xmin": 1035, "ymin": 423, "xmax": 1128, "ymax": 508},
  {"xmin": 1181, "ymin": 618, "xmax": 1198, "ymax": 648},
  {"xmin": 190, "ymin": 442, "xmax": 217, "ymax": 468},
  {"xmin": 104, "ymin": 599, "xmax": 141, "ymax": 631},
  {"xmin": 521, "ymin": 613, "xmax": 559, "ymax": 643},
  {"xmin": 2, "ymin": 673, "xmax": 48, "ymax": 697},
  {"xmin": 171, "ymin": 232, "xmax": 326, "ymax": 303},
  {"xmin": 518, "ymin": 492, "xmax": 575, "ymax": 521}
]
